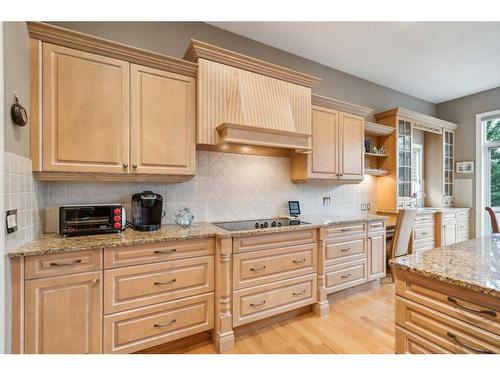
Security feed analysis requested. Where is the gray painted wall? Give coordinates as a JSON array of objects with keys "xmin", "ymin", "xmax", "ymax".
[
  {"xmin": 50, "ymin": 21, "xmax": 436, "ymax": 117},
  {"xmin": 4, "ymin": 21, "xmax": 437, "ymax": 159},
  {"xmin": 436, "ymin": 86, "xmax": 500, "ymax": 237},
  {"xmin": 3, "ymin": 22, "xmax": 30, "ymax": 158}
]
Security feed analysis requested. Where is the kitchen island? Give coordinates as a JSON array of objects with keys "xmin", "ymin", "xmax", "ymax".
[{"xmin": 390, "ymin": 236, "xmax": 500, "ymax": 353}]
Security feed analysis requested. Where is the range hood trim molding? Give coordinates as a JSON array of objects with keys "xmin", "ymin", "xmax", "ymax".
[
  {"xmin": 216, "ymin": 123, "xmax": 312, "ymax": 152},
  {"xmin": 184, "ymin": 39, "xmax": 321, "ymax": 88}
]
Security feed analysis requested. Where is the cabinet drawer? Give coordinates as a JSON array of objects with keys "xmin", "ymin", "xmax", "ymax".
[
  {"xmin": 442, "ymin": 213, "xmax": 457, "ymax": 222},
  {"xmin": 326, "ymin": 224, "xmax": 366, "ymax": 239},
  {"xmin": 413, "ymin": 241, "xmax": 435, "ymax": 252},
  {"xmin": 233, "ymin": 274, "xmax": 316, "ymax": 327},
  {"xmin": 458, "ymin": 210, "xmax": 470, "ymax": 219},
  {"xmin": 104, "ymin": 293, "xmax": 214, "ymax": 354},
  {"xmin": 325, "ymin": 259, "xmax": 367, "ymax": 292},
  {"xmin": 104, "ymin": 238, "xmax": 214, "ymax": 268},
  {"xmin": 25, "ymin": 249, "xmax": 102, "ymax": 280},
  {"xmin": 104, "ymin": 256, "xmax": 213, "ymax": 313},
  {"xmin": 395, "ymin": 271, "xmax": 500, "ymax": 336},
  {"xmin": 396, "ymin": 326, "xmax": 451, "ymax": 354},
  {"xmin": 396, "ymin": 297, "xmax": 500, "ymax": 353},
  {"xmin": 233, "ymin": 243, "xmax": 316, "ymax": 290},
  {"xmin": 414, "ymin": 214, "xmax": 434, "ymax": 226},
  {"xmin": 368, "ymin": 221, "xmax": 385, "ymax": 233},
  {"xmin": 413, "ymin": 226, "xmax": 434, "ymax": 241},
  {"xmin": 233, "ymin": 229, "xmax": 317, "ymax": 253},
  {"xmin": 325, "ymin": 237, "xmax": 366, "ymax": 264}
]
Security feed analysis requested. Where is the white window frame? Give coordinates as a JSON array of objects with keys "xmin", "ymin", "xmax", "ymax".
[{"xmin": 476, "ymin": 109, "xmax": 500, "ymax": 237}]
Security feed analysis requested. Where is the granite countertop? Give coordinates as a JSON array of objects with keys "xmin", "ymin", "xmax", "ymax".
[
  {"xmin": 390, "ymin": 236, "xmax": 500, "ymax": 298},
  {"xmin": 9, "ymin": 213, "xmax": 388, "ymax": 257},
  {"xmin": 377, "ymin": 207, "xmax": 471, "ymax": 215}
]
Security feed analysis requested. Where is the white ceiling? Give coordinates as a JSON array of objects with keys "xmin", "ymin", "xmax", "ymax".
[{"xmin": 209, "ymin": 22, "xmax": 500, "ymax": 103}]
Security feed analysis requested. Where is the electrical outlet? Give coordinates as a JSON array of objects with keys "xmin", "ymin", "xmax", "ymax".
[
  {"xmin": 323, "ymin": 197, "xmax": 331, "ymax": 206},
  {"xmin": 6, "ymin": 209, "xmax": 18, "ymax": 234},
  {"xmin": 361, "ymin": 203, "xmax": 367, "ymax": 211}
]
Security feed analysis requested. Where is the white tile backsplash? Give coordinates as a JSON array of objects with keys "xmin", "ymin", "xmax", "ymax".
[
  {"xmin": 42, "ymin": 151, "xmax": 376, "ymax": 233},
  {"xmin": 4, "ymin": 152, "xmax": 45, "ymax": 252}
]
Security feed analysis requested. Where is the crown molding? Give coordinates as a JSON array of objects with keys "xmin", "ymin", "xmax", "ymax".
[
  {"xmin": 184, "ymin": 39, "xmax": 321, "ymax": 88},
  {"xmin": 311, "ymin": 94, "xmax": 373, "ymax": 118},
  {"xmin": 375, "ymin": 107, "xmax": 458, "ymax": 131},
  {"xmin": 27, "ymin": 22, "xmax": 198, "ymax": 77},
  {"xmin": 364, "ymin": 121, "xmax": 394, "ymax": 136}
]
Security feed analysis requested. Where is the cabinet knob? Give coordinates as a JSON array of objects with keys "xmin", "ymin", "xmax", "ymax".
[
  {"xmin": 132, "ymin": 164, "xmax": 138, "ymax": 169},
  {"xmin": 122, "ymin": 163, "xmax": 128, "ymax": 168}
]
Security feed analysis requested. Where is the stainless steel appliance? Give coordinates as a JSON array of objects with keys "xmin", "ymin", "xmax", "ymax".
[
  {"xmin": 213, "ymin": 218, "xmax": 310, "ymax": 232},
  {"xmin": 59, "ymin": 204, "xmax": 125, "ymax": 237},
  {"xmin": 131, "ymin": 191, "xmax": 164, "ymax": 231}
]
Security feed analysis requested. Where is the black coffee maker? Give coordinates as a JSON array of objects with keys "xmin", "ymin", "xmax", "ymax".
[{"xmin": 131, "ymin": 191, "xmax": 163, "ymax": 231}]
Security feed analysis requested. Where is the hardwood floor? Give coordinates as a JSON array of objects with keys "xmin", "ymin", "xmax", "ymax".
[{"xmin": 138, "ymin": 278, "xmax": 395, "ymax": 354}]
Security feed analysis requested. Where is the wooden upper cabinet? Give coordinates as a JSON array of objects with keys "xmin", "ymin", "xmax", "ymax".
[
  {"xmin": 130, "ymin": 64, "xmax": 195, "ymax": 175},
  {"xmin": 311, "ymin": 106, "xmax": 339, "ymax": 178},
  {"xmin": 24, "ymin": 271, "xmax": 102, "ymax": 353},
  {"xmin": 291, "ymin": 100, "xmax": 367, "ymax": 182},
  {"xmin": 339, "ymin": 112, "xmax": 364, "ymax": 181},
  {"xmin": 42, "ymin": 43, "xmax": 129, "ymax": 174}
]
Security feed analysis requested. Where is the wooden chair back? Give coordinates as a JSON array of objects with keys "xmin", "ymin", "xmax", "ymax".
[
  {"xmin": 390, "ymin": 208, "xmax": 418, "ymax": 259},
  {"xmin": 485, "ymin": 207, "xmax": 500, "ymax": 234}
]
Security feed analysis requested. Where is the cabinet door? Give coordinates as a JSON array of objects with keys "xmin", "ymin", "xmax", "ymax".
[
  {"xmin": 368, "ymin": 232, "xmax": 386, "ymax": 280},
  {"xmin": 339, "ymin": 112, "xmax": 364, "ymax": 181},
  {"xmin": 442, "ymin": 222, "xmax": 457, "ymax": 246},
  {"xmin": 42, "ymin": 43, "xmax": 129, "ymax": 173},
  {"xmin": 25, "ymin": 271, "xmax": 102, "ymax": 353},
  {"xmin": 130, "ymin": 64, "xmax": 196, "ymax": 175},
  {"xmin": 309, "ymin": 106, "xmax": 339, "ymax": 178}
]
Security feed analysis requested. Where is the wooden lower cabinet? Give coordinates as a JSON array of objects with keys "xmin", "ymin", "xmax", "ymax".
[
  {"xmin": 396, "ymin": 326, "xmax": 451, "ymax": 354},
  {"xmin": 104, "ymin": 293, "xmax": 214, "ymax": 354},
  {"xmin": 395, "ymin": 269, "xmax": 500, "ymax": 354},
  {"xmin": 233, "ymin": 274, "xmax": 316, "ymax": 327},
  {"xmin": 25, "ymin": 271, "xmax": 102, "ymax": 354},
  {"xmin": 367, "ymin": 230, "xmax": 386, "ymax": 281}
]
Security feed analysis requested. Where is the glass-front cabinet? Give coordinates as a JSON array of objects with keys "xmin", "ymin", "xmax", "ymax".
[
  {"xmin": 443, "ymin": 130, "xmax": 454, "ymax": 205},
  {"xmin": 397, "ymin": 119, "xmax": 416, "ymax": 208}
]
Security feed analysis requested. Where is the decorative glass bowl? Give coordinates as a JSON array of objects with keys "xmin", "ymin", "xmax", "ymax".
[{"xmin": 175, "ymin": 207, "xmax": 194, "ymax": 228}]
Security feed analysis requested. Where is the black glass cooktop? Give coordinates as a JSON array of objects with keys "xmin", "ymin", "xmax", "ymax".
[{"xmin": 213, "ymin": 219, "xmax": 310, "ymax": 232}]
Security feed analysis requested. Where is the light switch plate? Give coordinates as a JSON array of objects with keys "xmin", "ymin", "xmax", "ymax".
[{"xmin": 6, "ymin": 209, "xmax": 18, "ymax": 234}]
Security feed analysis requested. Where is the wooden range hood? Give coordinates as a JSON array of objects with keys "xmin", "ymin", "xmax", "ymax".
[{"xmin": 184, "ymin": 40, "xmax": 321, "ymax": 151}]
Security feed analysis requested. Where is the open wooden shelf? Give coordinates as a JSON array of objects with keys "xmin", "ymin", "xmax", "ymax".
[
  {"xmin": 364, "ymin": 169, "xmax": 389, "ymax": 177},
  {"xmin": 365, "ymin": 152, "xmax": 388, "ymax": 158}
]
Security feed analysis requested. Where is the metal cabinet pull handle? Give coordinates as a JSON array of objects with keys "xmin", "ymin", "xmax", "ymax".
[
  {"xmin": 447, "ymin": 296, "xmax": 497, "ymax": 317},
  {"xmin": 421, "ymin": 232, "xmax": 428, "ymax": 235},
  {"xmin": 154, "ymin": 249, "xmax": 176, "ymax": 254},
  {"xmin": 340, "ymin": 273, "xmax": 352, "ymax": 279},
  {"xmin": 446, "ymin": 332, "xmax": 494, "ymax": 354},
  {"xmin": 250, "ymin": 266, "xmax": 266, "ymax": 272},
  {"xmin": 50, "ymin": 259, "xmax": 82, "ymax": 267},
  {"xmin": 154, "ymin": 319, "xmax": 177, "ymax": 328},
  {"xmin": 340, "ymin": 228, "xmax": 350, "ymax": 232},
  {"xmin": 340, "ymin": 248, "xmax": 351, "ymax": 252},
  {"xmin": 154, "ymin": 279, "xmax": 177, "ymax": 286},
  {"xmin": 293, "ymin": 258, "xmax": 306, "ymax": 264},
  {"xmin": 250, "ymin": 300, "xmax": 266, "ymax": 307},
  {"xmin": 293, "ymin": 290, "xmax": 307, "ymax": 296}
]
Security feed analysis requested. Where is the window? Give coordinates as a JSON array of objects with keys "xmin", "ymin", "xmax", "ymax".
[{"xmin": 477, "ymin": 111, "xmax": 500, "ymax": 236}]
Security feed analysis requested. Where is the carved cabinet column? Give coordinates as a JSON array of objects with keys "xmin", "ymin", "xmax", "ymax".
[
  {"xmin": 214, "ymin": 237, "xmax": 235, "ymax": 352},
  {"xmin": 314, "ymin": 228, "xmax": 330, "ymax": 316}
]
